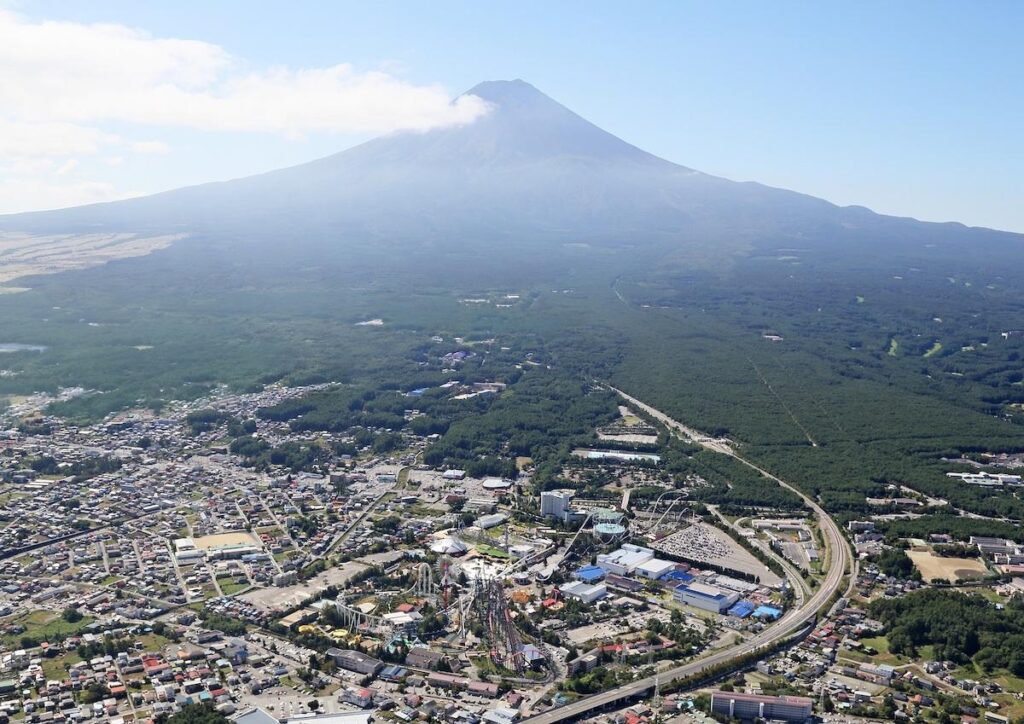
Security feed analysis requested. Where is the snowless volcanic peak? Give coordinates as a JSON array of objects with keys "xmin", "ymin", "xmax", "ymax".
[{"xmin": 1, "ymin": 79, "xmax": 1020, "ymax": 268}]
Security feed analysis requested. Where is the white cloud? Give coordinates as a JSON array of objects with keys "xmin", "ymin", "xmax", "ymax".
[
  {"xmin": 0, "ymin": 10, "xmax": 489, "ymax": 136},
  {"xmin": 0, "ymin": 178, "xmax": 130, "ymax": 214},
  {"xmin": 0, "ymin": 9, "xmax": 489, "ymax": 213},
  {"xmin": 130, "ymin": 140, "xmax": 170, "ymax": 154},
  {"xmin": 55, "ymin": 158, "xmax": 78, "ymax": 176},
  {"xmin": 0, "ymin": 120, "xmax": 114, "ymax": 157}
]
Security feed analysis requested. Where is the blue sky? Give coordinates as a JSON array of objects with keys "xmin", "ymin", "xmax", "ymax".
[{"xmin": 3, "ymin": 1, "xmax": 1022, "ymax": 231}]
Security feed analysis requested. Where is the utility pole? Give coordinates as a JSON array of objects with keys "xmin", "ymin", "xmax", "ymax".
[{"xmin": 652, "ymin": 672, "xmax": 662, "ymax": 721}]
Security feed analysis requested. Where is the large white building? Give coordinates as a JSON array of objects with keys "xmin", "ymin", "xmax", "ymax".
[
  {"xmin": 673, "ymin": 582, "xmax": 739, "ymax": 614},
  {"xmin": 475, "ymin": 513, "xmax": 508, "ymax": 529},
  {"xmin": 710, "ymin": 692, "xmax": 812, "ymax": 722},
  {"xmin": 634, "ymin": 557, "xmax": 675, "ymax": 580},
  {"xmin": 559, "ymin": 581, "xmax": 608, "ymax": 604},
  {"xmin": 597, "ymin": 544, "xmax": 654, "ymax": 576},
  {"xmin": 540, "ymin": 490, "xmax": 574, "ymax": 521}
]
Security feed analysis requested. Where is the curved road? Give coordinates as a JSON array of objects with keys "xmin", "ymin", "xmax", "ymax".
[{"xmin": 521, "ymin": 389, "xmax": 852, "ymax": 724}]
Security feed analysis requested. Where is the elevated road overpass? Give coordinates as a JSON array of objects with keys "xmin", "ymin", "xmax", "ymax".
[{"xmin": 520, "ymin": 389, "xmax": 852, "ymax": 724}]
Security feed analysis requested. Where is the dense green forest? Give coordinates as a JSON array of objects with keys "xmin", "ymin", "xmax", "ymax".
[
  {"xmin": 875, "ymin": 514, "xmax": 1024, "ymax": 543},
  {"xmin": 870, "ymin": 589, "xmax": 1024, "ymax": 674},
  {"xmin": 1, "ymin": 225, "xmax": 1024, "ymax": 532},
  {"xmin": 870, "ymin": 547, "xmax": 920, "ymax": 580}
]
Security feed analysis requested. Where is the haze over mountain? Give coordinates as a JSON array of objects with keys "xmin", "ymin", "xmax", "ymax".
[{"xmin": 1, "ymin": 79, "xmax": 1021, "ymax": 274}]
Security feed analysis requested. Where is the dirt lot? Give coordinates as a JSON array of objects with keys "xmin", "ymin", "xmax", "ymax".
[
  {"xmin": 907, "ymin": 549, "xmax": 989, "ymax": 582},
  {"xmin": 192, "ymin": 532, "xmax": 260, "ymax": 550},
  {"xmin": 597, "ymin": 432, "xmax": 659, "ymax": 444}
]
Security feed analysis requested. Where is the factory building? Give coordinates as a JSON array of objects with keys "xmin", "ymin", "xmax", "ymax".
[
  {"xmin": 559, "ymin": 581, "xmax": 608, "ymax": 604},
  {"xmin": 634, "ymin": 557, "xmax": 675, "ymax": 580},
  {"xmin": 672, "ymin": 582, "xmax": 739, "ymax": 614},
  {"xmin": 597, "ymin": 544, "xmax": 655, "ymax": 576},
  {"xmin": 326, "ymin": 648, "xmax": 384, "ymax": 676}
]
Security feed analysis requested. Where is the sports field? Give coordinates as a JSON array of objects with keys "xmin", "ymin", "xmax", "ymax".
[
  {"xmin": 907, "ymin": 549, "xmax": 988, "ymax": 583},
  {"xmin": 191, "ymin": 532, "xmax": 260, "ymax": 550}
]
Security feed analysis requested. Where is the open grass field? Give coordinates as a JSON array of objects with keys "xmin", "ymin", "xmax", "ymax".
[
  {"xmin": 475, "ymin": 544, "xmax": 511, "ymax": 559},
  {"xmin": 859, "ymin": 635, "xmax": 890, "ymax": 655},
  {"xmin": 219, "ymin": 580, "xmax": 250, "ymax": 595},
  {"xmin": 842, "ymin": 635, "xmax": 905, "ymax": 666},
  {"xmin": 906, "ymin": 549, "xmax": 989, "ymax": 582},
  {"xmin": 841, "ymin": 635, "xmax": 938, "ymax": 668},
  {"xmin": 41, "ymin": 651, "xmax": 82, "ymax": 680},
  {"xmin": 3, "ymin": 609, "xmax": 94, "ymax": 646},
  {"xmin": 0, "ymin": 231, "xmax": 181, "ymax": 285},
  {"xmin": 135, "ymin": 633, "xmax": 172, "ymax": 651}
]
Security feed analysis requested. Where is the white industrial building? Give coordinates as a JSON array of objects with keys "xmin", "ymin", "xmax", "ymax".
[
  {"xmin": 634, "ymin": 557, "xmax": 675, "ymax": 579},
  {"xmin": 429, "ymin": 536, "xmax": 469, "ymax": 556},
  {"xmin": 711, "ymin": 692, "xmax": 812, "ymax": 722},
  {"xmin": 559, "ymin": 581, "xmax": 608, "ymax": 604},
  {"xmin": 597, "ymin": 544, "xmax": 655, "ymax": 576},
  {"xmin": 475, "ymin": 513, "xmax": 508, "ymax": 529}
]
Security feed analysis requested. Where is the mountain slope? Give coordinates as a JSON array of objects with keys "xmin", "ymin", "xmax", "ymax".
[{"xmin": 1, "ymin": 79, "xmax": 1020, "ymax": 267}]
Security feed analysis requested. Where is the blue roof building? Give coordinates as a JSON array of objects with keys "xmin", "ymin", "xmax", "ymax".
[
  {"xmin": 575, "ymin": 565, "xmax": 606, "ymax": 583},
  {"xmin": 753, "ymin": 605, "xmax": 783, "ymax": 620},
  {"xmin": 728, "ymin": 600, "xmax": 756, "ymax": 618},
  {"xmin": 663, "ymin": 570, "xmax": 694, "ymax": 584},
  {"xmin": 672, "ymin": 582, "xmax": 739, "ymax": 614},
  {"xmin": 380, "ymin": 664, "xmax": 408, "ymax": 681}
]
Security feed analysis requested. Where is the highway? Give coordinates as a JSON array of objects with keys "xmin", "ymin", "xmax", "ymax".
[{"xmin": 520, "ymin": 389, "xmax": 852, "ymax": 724}]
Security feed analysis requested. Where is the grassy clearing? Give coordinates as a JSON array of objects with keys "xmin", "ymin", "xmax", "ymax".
[
  {"xmin": 3, "ymin": 610, "xmax": 94, "ymax": 646},
  {"xmin": 923, "ymin": 341, "xmax": 943, "ymax": 358},
  {"xmin": 841, "ymin": 635, "xmax": 916, "ymax": 666},
  {"xmin": 41, "ymin": 652, "xmax": 82, "ymax": 680},
  {"xmin": 968, "ymin": 587, "xmax": 1006, "ymax": 604},
  {"xmin": 859, "ymin": 635, "xmax": 890, "ymax": 655},
  {"xmin": 993, "ymin": 673, "xmax": 1024, "ymax": 693},
  {"xmin": 219, "ymin": 580, "xmax": 250, "ymax": 596},
  {"xmin": 475, "ymin": 544, "xmax": 511, "ymax": 559},
  {"xmin": 135, "ymin": 633, "xmax": 172, "ymax": 652}
]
